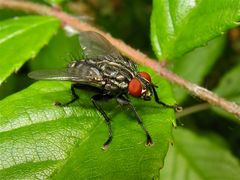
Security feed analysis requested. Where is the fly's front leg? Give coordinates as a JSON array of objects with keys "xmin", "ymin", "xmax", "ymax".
[
  {"xmin": 117, "ymin": 95, "xmax": 153, "ymax": 146},
  {"xmin": 151, "ymin": 85, "xmax": 182, "ymax": 112},
  {"xmin": 55, "ymin": 84, "xmax": 79, "ymax": 106},
  {"xmin": 91, "ymin": 94, "xmax": 113, "ymax": 150}
]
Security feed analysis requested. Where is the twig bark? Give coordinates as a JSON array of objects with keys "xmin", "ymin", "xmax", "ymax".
[{"xmin": 0, "ymin": 0, "xmax": 240, "ymax": 118}]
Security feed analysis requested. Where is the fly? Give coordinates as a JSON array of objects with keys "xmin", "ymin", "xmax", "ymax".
[{"xmin": 28, "ymin": 31, "xmax": 182, "ymax": 149}]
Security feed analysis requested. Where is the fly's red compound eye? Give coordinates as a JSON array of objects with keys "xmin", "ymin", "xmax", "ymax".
[
  {"xmin": 139, "ymin": 72, "xmax": 151, "ymax": 82},
  {"xmin": 128, "ymin": 78, "xmax": 142, "ymax": 97}
]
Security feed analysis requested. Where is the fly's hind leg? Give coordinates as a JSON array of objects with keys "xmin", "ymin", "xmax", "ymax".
[
  {"xmin": 55, "ymin": 84, "xmax": 79, "ymax": 107},
  {"xmin": 91, "ymin": 94, "xmax": 113, "ymax": 150}
]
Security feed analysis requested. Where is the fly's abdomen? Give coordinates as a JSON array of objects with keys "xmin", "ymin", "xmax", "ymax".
[{"xmin": 98, "ymin": 61, "xmax": 132, "ymax": 92}]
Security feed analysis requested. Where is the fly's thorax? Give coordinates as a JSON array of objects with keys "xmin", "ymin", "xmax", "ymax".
[
  {"xmin": 87, "ymin": 57, "xmax": 136, "ymax": 79},
  {"xmin": 102, "ymin": 67, "xmax": 130, "ymax": 92},
  {"xmin": 104, "ymin": 78, "xmax": 129, "ymax": 92},
  {"xmin": 85, "ymin": 57, "xmax": 136, "ymax": 92},
  {"xmin": 101, "ymin": 64, "xmax": 133, "ymax": 92},
  {"xmin": 67, "ymin": 59, "xmax": 134, "ymax": 93}
]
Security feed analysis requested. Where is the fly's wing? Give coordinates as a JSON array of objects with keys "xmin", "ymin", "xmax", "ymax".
[
  {"xmin": 28, "ymin": 64, "xmax": 105, "ymax": 88},
  {"xmin": 79, "ymin": 31, "xmax": 122, "ymax": 59},
  {"xmin": 28, "ymin": 69, "xmax": 80, "ymax": 81},
  {"xmin": 79, "ymin": 31, "xmax": 137, "ymax": 71}
]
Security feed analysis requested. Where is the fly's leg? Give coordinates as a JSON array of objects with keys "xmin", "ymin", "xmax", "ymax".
[
  {"xmin": 91, "ymin": 94, "xmax": 113, "ymax": 150},
  {"xmin": 55, "ymin": 84, "xmax": 79, "ymax": 107},
  {"xmin": 151, "ymin": 85, "xmax": 182, "ymax": 112},
  {"xmin": 117, "ymin": 95, "xmax": 153, "ymax": 146}
]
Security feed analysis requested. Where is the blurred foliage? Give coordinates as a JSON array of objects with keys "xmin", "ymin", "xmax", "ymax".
[
  {"xmin": 160, "ymin": 128, "xmax": 240, "ymax": 180},
  {"xmin": 77, "ymin": 0, "xmax": 152, "ymax": 54},
  {"xmin": 0, "ymin": 0, "xmax": 240, "ymax": 179}
]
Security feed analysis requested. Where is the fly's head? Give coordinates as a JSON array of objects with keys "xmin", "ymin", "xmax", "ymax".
[{"xmin": 128, "ymin": 71, "xmax": 153, "ymax": 101}]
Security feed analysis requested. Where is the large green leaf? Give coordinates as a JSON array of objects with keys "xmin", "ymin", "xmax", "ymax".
[
  {"xmin": 0, "ymin": 67, "xmax": 176, "ymax": 179},
  {"xmin": 151, "ymin": 0, "xmax": 240, "ymax": 60},
  {"xmin": 0, "ymin": 16, "xmax": 60, "ymax": 84},
  {"xmin": 213, "ymin": 64, "xmax": 240, "ymax": 120},
  {"xmin": 172, "ymin": 36, "xmax": 225, "ymax": 102},
  {"xmin": 160, "ymin": 128, "xmax": 240, "ymax": 180}
]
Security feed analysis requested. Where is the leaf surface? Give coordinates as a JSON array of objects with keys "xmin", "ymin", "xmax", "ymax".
[
  {"xmin": 172, "ymin": 37, "xmax": 225, "ymax": 102},
  {"xmin": 151, "ymin": 0, "xmax": 240, "ymax": 60},
  {"xmin": 0, "ymin": 67, "xmax": 176, "ymax": 179},
  {"xmin": 160, "ymin": 128, "xmax": 240, "ymax": 180},
  {"xmin": 0, "ymin": 16, "xmax": 60, "ymax": 84}
]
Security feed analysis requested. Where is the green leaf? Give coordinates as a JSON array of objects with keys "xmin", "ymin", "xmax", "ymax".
[
  {"xmin": 160, "ymin": 128, "xmax": 240, "ymax": 180},
  {"xmin": 0, "ymin": 67, "xmax": 176, "ymax": 179},
  {"xmin": 0, "ymin": 16, "xmax": 60, "ymax": 85},
  {"xmin": 213, "ymin": 64, "xmax": 240, "ymax": 120},
  {"xmin": 172, "ymin": 36, "xmax": 225, "ymax": 102},
  {"xmin": 151, "ymin": 0, "xmax": 240, "ymax": 60}
]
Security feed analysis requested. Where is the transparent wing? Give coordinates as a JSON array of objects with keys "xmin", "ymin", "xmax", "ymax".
[
  {"xmin": 79, "ymin": 31, "xmax": 122, "ymax": 59},
  {"xmin": 28, "ymin": 69, "xmax": 81, "ymax": 81},
  {"xmin": 28, "ymin": 65, "xmax": 104, "ymax": 88}
]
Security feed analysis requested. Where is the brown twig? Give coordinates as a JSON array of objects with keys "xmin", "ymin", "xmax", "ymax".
[{"xmin": 0, "ymin": 0, "xmax": 240, "ymax": 118}]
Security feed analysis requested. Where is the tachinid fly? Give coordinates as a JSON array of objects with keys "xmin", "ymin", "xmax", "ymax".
[{"xmin": 28, "ymin": 31, "xmax": 181, "ymax": 149}]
